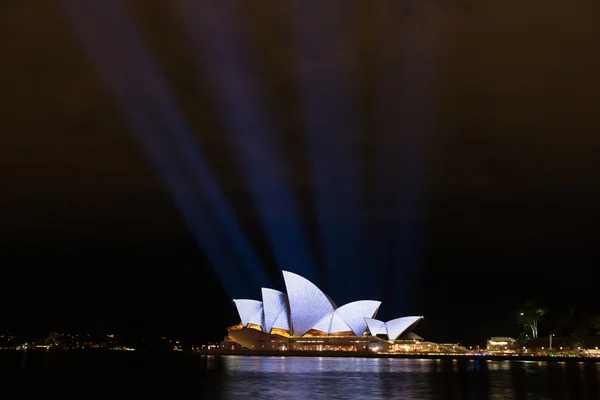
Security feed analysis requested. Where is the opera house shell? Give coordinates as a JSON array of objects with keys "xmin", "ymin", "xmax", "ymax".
[{"xmin": 225, "ymin": 270, "xmax": 423, "ymax": 352}]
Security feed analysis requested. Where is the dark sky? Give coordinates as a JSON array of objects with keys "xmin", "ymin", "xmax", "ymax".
[{"xmin": 1, "ymin": 0, "xmax": 599, "ymax": 345}]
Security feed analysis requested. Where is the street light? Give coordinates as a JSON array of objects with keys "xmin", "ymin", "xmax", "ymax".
[{"xmin": 549, "ymin": 334, "xmax": 555, "ymax": 350}]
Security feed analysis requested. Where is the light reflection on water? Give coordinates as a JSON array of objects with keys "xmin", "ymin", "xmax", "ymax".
[
  {"xmin": 6, "ymin": 352, "xmax": 600, "ymax": 399},
  {"xmin": 217, "ymin": 356, "xmax": 600, "ymax": 400}
]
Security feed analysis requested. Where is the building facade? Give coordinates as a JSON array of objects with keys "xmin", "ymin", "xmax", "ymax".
[{"xmin": 223, "ymin": 270, "xmax": 432, "ymax": 353}]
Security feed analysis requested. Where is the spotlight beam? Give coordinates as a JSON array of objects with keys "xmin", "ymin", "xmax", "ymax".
[
  {"xmin": 56, "ymin": 0, "xmax": 270, "ymax": 296},
  {"xmin": 171, "ymin": 0, "xmax": 319, "ymax": 282},
  {"xmin": 284, "ymin": 1, "xmax": 364, "ymax": 302}
]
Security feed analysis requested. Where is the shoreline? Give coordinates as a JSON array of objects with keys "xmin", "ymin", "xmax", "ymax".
[{"xmin": 195, "ymin": 349, "xmax": 600, "ymax": 361}]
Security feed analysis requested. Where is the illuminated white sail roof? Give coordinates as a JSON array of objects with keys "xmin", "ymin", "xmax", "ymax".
[
  {"xmin": 233, "ymin": 299, "xmax": 264, "ymax": 329},
  {"xmin": 385, "ymin": 316, "xmax": 422, "ymax": 340},
  {"xmin": 313, "ymin": 301, "xmax": 381, "ymax": 335},
  {"xmin": 261, "ymin": 288, "xmax": 290, "ymax": 333},
  {"xmin": 272, "ymin": 308, "xmax": 290, "ymax": 331},
  {"xmin": 335, "ymin": 301, "xmax": 381, "ymax": 336},
  {"xmin": 364, "ymin": 317, "xmax": 387, "ymax": 336},
  {"xmin": 312, "ymin": 311, "xmax": 351, "ymax": 334},
  {"xmin": 231, "ymin": 271, "xmax": 422, "ymax": 339},
  {"xmin": 282, "ymin": 270, "xmax": 335, "ymax": 336},
  {"xmin": 248, "ymin": 306, "xmax": 265, "ymax": 329},
  {"xmin": 365, "ymin": 316, "xmax": 423, "ymax": 340}
]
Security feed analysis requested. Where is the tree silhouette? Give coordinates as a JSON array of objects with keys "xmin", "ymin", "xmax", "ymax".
[{"xmin": 518, "ymin": 301, "xmax": 549, "ymax": 339}]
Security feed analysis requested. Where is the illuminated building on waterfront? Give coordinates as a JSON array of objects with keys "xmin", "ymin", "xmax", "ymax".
[{"xmin": 222, "ymin": 270, "xmax": 464, "ymax": 353}]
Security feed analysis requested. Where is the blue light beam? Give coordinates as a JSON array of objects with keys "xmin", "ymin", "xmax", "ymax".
[
  {"xmin": 170, "ymin": 0, "xmax": 319, "ymax": 283},
  {"xmin": 56, "ymin": 0, "xmax": 270, "ymax": 297},
  {"xmin": 284, "ymin": 0, "xmax": 366, "ymax": 303}
]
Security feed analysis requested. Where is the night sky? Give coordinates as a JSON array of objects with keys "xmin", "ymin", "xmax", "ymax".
[{"xmin": 1, "ymin": 0, "xmax": 599, "ymax": 345}]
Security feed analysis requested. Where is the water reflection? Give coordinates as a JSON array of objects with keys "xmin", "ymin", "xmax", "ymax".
[
  {"xmin": 5, "ymin": 352, "xmax": 600, "ymax": 399},
  {"xmin": 205, "ymin": 354, "xmax": 217, "ymax": 369},
  {"xmin": 218, "ymin": 356, "xmax": 600, "ymax": 400}
]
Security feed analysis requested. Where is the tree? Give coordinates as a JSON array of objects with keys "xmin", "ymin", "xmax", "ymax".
[{"xmin": 518, "ymin": 301, "xmax": 549, "ymax": 339}]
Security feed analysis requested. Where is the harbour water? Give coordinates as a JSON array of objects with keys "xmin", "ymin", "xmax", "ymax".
[{"xmin": 5, "ymin": 351, "xmax": 600, "ymax": 399}]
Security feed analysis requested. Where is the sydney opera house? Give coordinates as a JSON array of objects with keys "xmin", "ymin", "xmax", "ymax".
[{"xmin": 223, "ymin": 270, "xmax": 438, "ymax": 353}]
